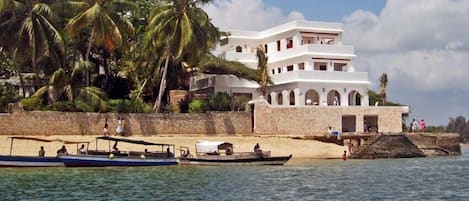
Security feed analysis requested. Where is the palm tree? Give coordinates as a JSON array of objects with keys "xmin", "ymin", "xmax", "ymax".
[
  {"xmin": 198, "ymin": 54, "xmax": 263, "ymax": 83},
  {"xmin": 143, "ymin": 0, "xmax": 219, "ymax": 112},
  {"xmin": 0, "ymin": 0, "xmax": 65, "ymax": 89},
  {"xmin": 256, "ymin": 45, "xmax": 269, "ymax": 98},
  {"xmin": 66, "ymin": 0, "xmax": 136, "ymax": 86},
  {"xmin": 379, "ymin": 73, "xmax": 388, "ymax": 105},
  {"xmin": 32, "ymin": 62, "xmax": 108, "ymax": 111}
]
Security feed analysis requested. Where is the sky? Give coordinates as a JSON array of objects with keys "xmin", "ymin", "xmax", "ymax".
[{"xmin": 202, "ymin": 0, "xmax": 469, "ymax": 126}]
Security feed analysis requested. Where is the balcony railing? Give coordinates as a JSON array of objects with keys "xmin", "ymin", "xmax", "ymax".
[
  {"xmin": 272, "ymin": 70, "xmax": 368, "ymax": 84},
  {"xmin": 223, "ymin": 44, "xmax": 355, "ymax": 63}
]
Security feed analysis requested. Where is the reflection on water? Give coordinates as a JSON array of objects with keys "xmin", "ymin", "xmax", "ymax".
[{"xmin": 1, "ymin": 147, "xmax": 468, "ymax": 201}]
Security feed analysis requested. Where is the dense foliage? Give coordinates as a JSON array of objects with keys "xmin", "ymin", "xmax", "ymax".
[
  {"xmin": 0, "ymin": 83, "xmax": 20, "ymax": 112},
  {"xmin": 0, "ymin": 0, "xmax": 259, "ymax": 113}
]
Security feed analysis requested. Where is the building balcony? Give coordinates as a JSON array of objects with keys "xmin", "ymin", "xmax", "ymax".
[
  {"xmin": 272, "ymin": 70, "xmax": 368, "ymax": 85},
  {"xmin": 223, "ymin": 44, "xmax": 355, "ymax": 63}
]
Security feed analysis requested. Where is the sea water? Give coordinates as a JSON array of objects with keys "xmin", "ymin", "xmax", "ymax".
[{"xmin": 1, "ymin": 147, "xmax": 468, "ymax": 201}]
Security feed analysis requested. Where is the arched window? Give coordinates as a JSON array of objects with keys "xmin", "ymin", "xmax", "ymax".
[
  {"xmin": 277, "ymin": 93, "xmax": 283, "ymax": 105},
  {"xmin": 235, "ymin": 46, "xmax": 242, "ymax": 52},
  {"xmin": 305, "ymin": 90, "xmax": 320, "ymax": 105},
  {"xmin": 327, "ymin": 90, "xmax": 341, "ymax": 106},
  {"xmin": 267, "ymin": 94, "xmax": 272, "ymax": 104},
  {"xmin": 289, "ymin": 91, "xmax": 295, "ymax": 105},
  {"xmin": 348, "ymin": 90, "xmax": 361, "ymax": 106}
]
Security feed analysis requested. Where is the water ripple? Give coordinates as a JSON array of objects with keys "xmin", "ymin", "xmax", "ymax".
[{"xmin": 1, "ymin": 147, "xmax": 469, "ymax": 201}]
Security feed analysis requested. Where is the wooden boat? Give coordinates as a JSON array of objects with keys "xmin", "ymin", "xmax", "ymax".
[
  {"xmin": 0, "ymin": 137, "xmax": 88, "ymax": 167},
  {"xmin": 59, "ymin": 136, "xmax": 178, "ymax": 167},
  {"xmin": 178, "ymin": 141, "xmax": 292, "ymax": 166}
]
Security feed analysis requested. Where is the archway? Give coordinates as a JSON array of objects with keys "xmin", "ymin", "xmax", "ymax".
[
  {"xmin": 327, "ymin": 90, "xmax": 341, "ymax": 106},
  {"xmin": 305, "ymin": 89, "xmax": 320, "ymax": 105},
  {"xmin": 277, "ymin": 93, "xmax": 283, "ymax": 105},
  {"xmin": 267, "ymin": 94, "xmax": 272, "ymax": 104},
  {"xmin": 348, "ymin": 90, "xmax": 361, "ymax": 106},
  {"xmin": 289, "ymin": 91, "xmax": 295, "ymax": 105}
]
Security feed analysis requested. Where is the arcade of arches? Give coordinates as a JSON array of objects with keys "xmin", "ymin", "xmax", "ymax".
[{"xmin": 267, "ymin": 88, "xmax": 367, "ymax": 106}]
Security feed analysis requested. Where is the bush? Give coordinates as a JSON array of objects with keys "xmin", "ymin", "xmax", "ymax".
[
  {"xmin": 178, "ymin": 98, "xmax": 190, "ymax": 113},
  {"xmin": 129, "ymin": 98, "xmax": 152, "ymax": 113},
  {"xmin": 189, "ymin": 99, "xmax": 207, "ymax": 113},
  {"xmin": 231, "ymin": 95, "xmax": 251, "ymax": 111},
  {"xmin": 75, "ymin": 100, "xmax": 95, "ymax": 112},
  {"xmin": 50, "ymin": 101, "xmax": 77, "ymax": 112},
  {"xmin": 0, "ymin": 84, "xmax": 20, "ymax": 112},
  {"xmin": 108, "ymin": 98, "xmax": 152, "ymax": 113},
  {"xmin": 109, "ymin": 99, "xmax": 132, "ymax": 113},
  {"xmin": 20, "ymin": 97, "xmax": 43, "ymax": 111},
  {"xmin": 208, "ymin": 92, "xmax": 231, "ymax": 111}
]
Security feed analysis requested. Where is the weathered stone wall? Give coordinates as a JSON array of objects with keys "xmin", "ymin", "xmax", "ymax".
[
  {"xmin": 253, "ymin": 100, "xmax": 408, "ymax": 135},
  {"xmin": 0, "ymin": 111, "xmax": 252, "ymax": 136},
  {"xmin": 406, "ymin": 133, "xmax": 461, "ymax": 155}
]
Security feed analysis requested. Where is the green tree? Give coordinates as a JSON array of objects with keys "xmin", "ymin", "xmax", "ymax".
[
  {"xmin": 32, "ymin": 63, "xmax": 108, "ymax": 112},
  {"xmin": 198, "ymin": 54, "xmax": 263, "ymax": 82},
  {"xmin": 0, "ymin": 83, "xmax": 20, "ymax": 112},
  {"xmin": 446, "ymin": 115, "xmax": 469, "ymax": 142},
  {"xmin": 143, "ymin": 0, "xmax": 219, "ymax": 112},
  {"xmin": 66, "ymin": 0, "xmax": 136, "ymax": 86},
  {"xmin": 0, "ymin": 0, "xmax": 65, "ymax": 90},
  {"xmin": 379, "ymin": 73, "xmax": 388, "ymax": 105},
  {"xmin": 256, "ymin": 45, "xmax": 269, "ymax": 98}
]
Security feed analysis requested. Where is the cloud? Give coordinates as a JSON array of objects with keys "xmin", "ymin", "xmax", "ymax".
[
  {"xmin": 203, "ymin": 0, "xmax": 304, "ymax": 31},
  {"xmin": 343, "ymin": 0, "xmax": 469, "ymax": 124},
  {"xmin": 202, "ymin": 0, "xmax": 469, "ymax": 125}
]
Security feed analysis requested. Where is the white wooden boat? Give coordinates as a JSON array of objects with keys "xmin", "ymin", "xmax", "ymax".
[{"xmin": 178, "ymin": 141, "xmax": 292, "ymax": 166}]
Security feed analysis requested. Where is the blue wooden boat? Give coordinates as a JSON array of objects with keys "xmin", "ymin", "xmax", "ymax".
[
  {"xmin": 59, "ymin": 136, "xmax": 178, "ymax": 167},
  {"xmin": 0, "ymin": 137, "xmax": 88, "ymax": 167}
]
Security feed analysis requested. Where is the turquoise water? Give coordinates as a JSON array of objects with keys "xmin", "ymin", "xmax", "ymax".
[{"xmin": 1, "ymin": 147, "xmax": 468, "ymax": 201}]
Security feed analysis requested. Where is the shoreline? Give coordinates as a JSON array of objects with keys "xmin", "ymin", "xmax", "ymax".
[{"xmin": 0, "ymin": 135, "xmax": 345, "ymax": 159}]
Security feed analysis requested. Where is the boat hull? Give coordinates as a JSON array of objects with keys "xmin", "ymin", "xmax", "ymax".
[
  {"xmin": 59, "ymin": 155, "xmax": 178, "ymax": 167},
  {"xmin": 178, "ymin": 155, "xmax": 292, "ymax": 166},
  {"xmin": 0, "ymin": 155, "xmax": 64, "ymax": 167}
]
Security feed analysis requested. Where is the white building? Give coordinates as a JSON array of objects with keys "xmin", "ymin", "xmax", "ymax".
[{"xmin": 190, "ymin": 20, "xmax": 369, "ymax": 107}]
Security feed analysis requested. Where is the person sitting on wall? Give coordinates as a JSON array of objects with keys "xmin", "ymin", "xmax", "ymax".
[{"xmin": 254, "ymin": 143, "xmax": 261, "ymax": 152}]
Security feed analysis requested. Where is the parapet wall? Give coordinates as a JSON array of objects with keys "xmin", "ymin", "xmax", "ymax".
[
  {"xmin": 0, "ymin": 111, "xmax": 252, "ymax": 136},
  {"xmin": 253, "ymin": 100, "xmax": 408, "ymax": 135}
]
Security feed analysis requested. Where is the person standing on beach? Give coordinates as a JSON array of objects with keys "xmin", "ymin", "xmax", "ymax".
[
  {"xmin": 411, "ymin": 118, "xmax": 418, "ymax": 133},
  {"xmin": 342, "ymin": 150, "xmax": 347, "ymax": 160},
  {"xmin": 103, "ymin": 118, "xmax": 110, "ymax": 136},
  {"xmin": 116, "ymin": 117, "xmax": 123, "ymax": 136}
]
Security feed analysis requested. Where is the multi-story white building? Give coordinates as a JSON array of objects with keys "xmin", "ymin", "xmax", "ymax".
[{"xmin": 191, "ymin": 20, "xmax": 369, "ymax": 107}]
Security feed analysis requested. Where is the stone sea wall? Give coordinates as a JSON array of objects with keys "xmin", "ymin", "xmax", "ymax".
[
  {"xmin": 0, "ymin": 111, "xmax": 252, "ymax": 136},
  {"xmin": 253, "ymin": 101, "xmax": 408, "ymax": 135}
]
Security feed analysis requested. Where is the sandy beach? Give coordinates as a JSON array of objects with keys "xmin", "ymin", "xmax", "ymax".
[{"xmin": 0, "ymin": 135, "xmax": 345, "ymax": 159}]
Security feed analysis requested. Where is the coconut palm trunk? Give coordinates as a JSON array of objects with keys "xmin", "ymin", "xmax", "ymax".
[
  {"xmin": 84, "ymin": 29, "xmax": 96, "ymax": 86},
  {"xmin": 153, "ymin": 56, "xmax": 170, "ymax": 112}
]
